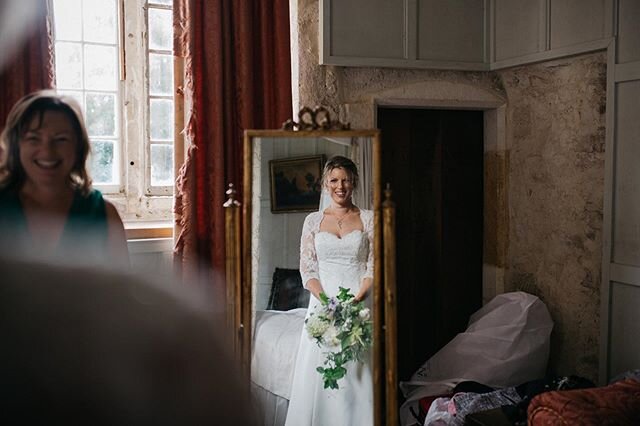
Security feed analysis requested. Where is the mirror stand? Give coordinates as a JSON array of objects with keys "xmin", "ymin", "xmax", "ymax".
[{"xmin": 223, "ymin": 183, "xmax": 244, "ymax": 369}]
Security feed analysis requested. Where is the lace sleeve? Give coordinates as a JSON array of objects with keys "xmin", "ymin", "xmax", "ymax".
[
  {"xmin": 363, "ymin": 210, "xmax": 374, "ymax": 279},
  {"xmin": 300, "ymin": 213, "xmax": 320, "ymax": 288}
]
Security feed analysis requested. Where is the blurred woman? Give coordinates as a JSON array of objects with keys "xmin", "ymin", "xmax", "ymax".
[{"xmin": 0, "ymin": 90, "xmax": 128, "ymax": 267}]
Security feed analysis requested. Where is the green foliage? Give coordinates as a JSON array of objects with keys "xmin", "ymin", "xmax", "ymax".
[{"xmin": 306, "ymin": 287, "xmax": 373, "ymax": 390}]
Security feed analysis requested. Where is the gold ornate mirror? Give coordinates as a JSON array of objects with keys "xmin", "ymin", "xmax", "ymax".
[{"xmin": 230, "ymin": 109, "xmax": 389, "ymax": 426}]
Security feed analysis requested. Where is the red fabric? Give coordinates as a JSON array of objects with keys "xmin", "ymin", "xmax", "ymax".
[
  {"xmin": 173, "ymin": 0, "xmax": 292, "ymax": 291},
  {"xmin": 528, "ymin": 379, "xmax": 640, "ymax": 425},
  {"xmin": 417, "ymin": 393, "xmax": 453, "ymax": 424},
  {"xmin": 0, "ymin": 1, "xmax": 55, "ymax": 130}
]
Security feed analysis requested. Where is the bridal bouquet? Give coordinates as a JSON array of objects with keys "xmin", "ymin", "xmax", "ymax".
[{"xmin": 305, "ymin": 287, "xmax": 373, "ymax": 389}]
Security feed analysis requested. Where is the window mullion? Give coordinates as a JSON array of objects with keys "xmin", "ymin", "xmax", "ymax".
[{"xmin": 120, "ymin": 0, "xmax": 146, "ymax": 218}]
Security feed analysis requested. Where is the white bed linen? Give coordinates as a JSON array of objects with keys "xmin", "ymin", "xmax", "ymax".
[
  {"xmin": 251, "ymin": 308, "xmax": 307, "ymax": 399},
  {"xmin": 251, "ymin": 383, "xmax": 290, "ymax": 426}
]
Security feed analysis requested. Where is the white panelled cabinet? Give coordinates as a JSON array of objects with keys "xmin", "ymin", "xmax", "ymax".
[
  {"xmin": 492, "ymin": 0, "xmax": 615, "ymax": 68},
  {"xmin": 321, "ymin": 0, "xmax": 489, "ymax": 70},
  {"xmin": 603, "ymin": 0, "xmax": 640, "ymax": 382},
  {"xmin": 320, "ymin": 0, "xmax": 615, "ymax": 71}
]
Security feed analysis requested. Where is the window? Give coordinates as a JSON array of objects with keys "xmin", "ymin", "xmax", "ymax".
[{"xmin": 52, "ymin": 0, "xmax": 175, "ymax": 223}]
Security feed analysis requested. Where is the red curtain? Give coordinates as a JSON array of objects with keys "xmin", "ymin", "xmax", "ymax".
[
  {"xmin": 173, "ymin": 0, "xmax": 292, "ymax": 288},
  {"xmin": 0, "ymin": 1, "xmax": 55, "ymax": 130}
]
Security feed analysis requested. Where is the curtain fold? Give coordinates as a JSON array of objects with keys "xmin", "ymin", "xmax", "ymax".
[
  {"xmin": 173, "ymin": 0, "xmax": 292, "ymax": 290},
  {"xmin": 0, "ymin": 0, "xmax": 54, "ymax": 130}
]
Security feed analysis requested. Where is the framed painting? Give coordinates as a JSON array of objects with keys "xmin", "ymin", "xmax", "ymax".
[{"xmin": 269, "ymin": 155, "xmax": 324, "ymax": 213}]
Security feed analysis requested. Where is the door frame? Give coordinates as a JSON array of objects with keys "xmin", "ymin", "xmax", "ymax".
[{"xmin": 373, "ymin": 98, "xmax": 507, "ymax": 303}]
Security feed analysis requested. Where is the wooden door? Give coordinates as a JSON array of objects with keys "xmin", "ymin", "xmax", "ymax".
[{"xmin": 378, "ymin": 107, "xmax": 484, "ymax": 385}]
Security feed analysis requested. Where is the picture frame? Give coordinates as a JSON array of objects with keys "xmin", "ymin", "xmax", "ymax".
[{"xmin": 269, "ymin": 155, "xmax": 324, "ymax": 213}]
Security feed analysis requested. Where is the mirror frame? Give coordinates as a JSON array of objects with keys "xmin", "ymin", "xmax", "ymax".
[{"xmin": 237, "ymin": 128, "xmax": 386, "ymax": 425}]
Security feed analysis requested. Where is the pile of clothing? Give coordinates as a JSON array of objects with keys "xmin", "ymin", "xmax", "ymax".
[{"xmin": 414, "ymin": 376, "xmax": 595, "ymax": 425}]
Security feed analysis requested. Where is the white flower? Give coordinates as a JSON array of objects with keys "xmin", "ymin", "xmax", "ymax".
[
  {"xmin": 344, "ymin": 317, "xmax": 352, "ymax": 329},
  {"xmin": 359, "ymin": 308, "xmax": 370, "ymax": 321},
  {"xmin": 323, "ymin": 325, "xmax": 340, "ymax": 347},
  {"xmin": 306, "ymin": 315, "xmax": 330, "ymax": 339}
]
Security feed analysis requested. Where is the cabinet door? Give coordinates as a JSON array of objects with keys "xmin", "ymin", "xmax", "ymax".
[
  {"xmin": 321, "ymin": 0, "xmax": 406, "ymax": 61},
  {"xmin": 550, "ymin": 0, "xmax": 610, "ymax": 49},
  {"xmin": 493, "ymin": 0, "xmax": 545, "ymax": 62},
  {"xmin": 607, "ymin": 79, "xmax": 640, "ymax": 380},
  {"xmin": 616, "ymin": 0, "xmax": 640, "ymax": 64},
  {"xmin": 417, "ymin": 0, "xmax": 485, "ymax": 63}
]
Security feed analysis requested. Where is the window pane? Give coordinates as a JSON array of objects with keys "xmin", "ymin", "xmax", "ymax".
[
  {"xmin": 58, "ymin": 90, "xmax": 85, "ymax": 110},
  {"xmin": 86, "ymin": 93, "xmax": 116, "ymax": 137},
  {"xmin": 148, "ymin": 8, "xmax": 172, "ymax": 51},
  {"xmin": 149, "ymin": 54, "xmax": 173, "ymax": 95},
  {"xmin": 150, "ymin": 0, "xmax": 172, "ymax": 5},
  {"xmin": 150, "ymin": 99, "xmax": 173, "ymax": 140},
  {"xmin": 150, "ymin": 144, "xmax": 174, "ymax": 186},
  {"xmin": 55, "ymin": 42, "xmax": 83, "ymax": 89},
  {"xmin": 53, "ymin": 0, "xmax": 82, "ymax": 41},
  {"xmin": 83, "ymin": 0, "xmax": 117, "ymax": 43},
  {"xmin": 84, "ymin": 45, "xmax": 117, "ymax": 90},
  {"xmin": 90, "ymin": 140, "xmax": 115, "ymax": 184}
]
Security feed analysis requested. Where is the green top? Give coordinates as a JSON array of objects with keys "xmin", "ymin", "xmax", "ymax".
[{"xmin": 0, "ymin": 188, "xmax": 109, "ymax": 262}]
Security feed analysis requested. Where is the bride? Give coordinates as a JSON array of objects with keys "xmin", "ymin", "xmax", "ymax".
[{"xmin": 285, "ymin": 155, "xmax": 374, "ymax": 426}]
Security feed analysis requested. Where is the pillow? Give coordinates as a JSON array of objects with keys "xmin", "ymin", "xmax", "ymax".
[
  {"xmin": 267, "ymin": 268, "xmax": 310, "ymax": 311},
  {"xmin": 527, "ymin": 379, "xmax": 640, "ymax": 425}
]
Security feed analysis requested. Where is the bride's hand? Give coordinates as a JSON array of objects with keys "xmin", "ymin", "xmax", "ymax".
[
  {"xmin": 353, "ymin": 289, "xmax": 368, "ymax": 302},
  {"xmin": 353, "ymin": 294, "xmax": 364, "ymax": 303},
  {"xmin": 354, "ymin": 277, "xmax": 373, "ymax": 302},
  {"xmin": 306, "ymin": 278, "xmax": 325, "ymax": 300}
]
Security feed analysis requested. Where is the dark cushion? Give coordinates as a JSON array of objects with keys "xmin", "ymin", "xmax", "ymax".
[{"xmin": 267, "ymin": 268, "xmax": 310, "ymax": 311}]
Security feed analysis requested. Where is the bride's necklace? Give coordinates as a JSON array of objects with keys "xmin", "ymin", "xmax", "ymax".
[{"xmin": 333, "ymin": 207, "xmax": 353, "ymax": 230}]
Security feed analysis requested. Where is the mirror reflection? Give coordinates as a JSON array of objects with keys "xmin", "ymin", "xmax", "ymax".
[{"xmin": 249, "ymin": 135, "xmax": 375, "ymax": 426}]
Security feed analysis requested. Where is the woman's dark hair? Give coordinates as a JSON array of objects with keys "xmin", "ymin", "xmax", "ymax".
[
  {"xmin": 322, "ymin": 155, "xmax": 359, "ymax": 190},
  {"xmin": 0, "ymin": 90, "xmax": 92, "ymax": 194}
]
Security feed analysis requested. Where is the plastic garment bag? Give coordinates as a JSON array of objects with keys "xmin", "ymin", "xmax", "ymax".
[{"xmin": 399, "ymin": 291, "xmax": 553, "ymax": 426}]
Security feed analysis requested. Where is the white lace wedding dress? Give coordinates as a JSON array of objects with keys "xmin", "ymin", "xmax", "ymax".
[{"xmin": 285, "ymin": 209, "xmax": 374, "ymax": 426}]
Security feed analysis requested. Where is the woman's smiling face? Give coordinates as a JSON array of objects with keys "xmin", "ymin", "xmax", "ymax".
[
  {"xmin": 326, "ymin": 167, "xmax": 354, "ymax": 207},
  {"xmin": 19, "ymin": 109, "xmax": 78, "ymax": 188}
]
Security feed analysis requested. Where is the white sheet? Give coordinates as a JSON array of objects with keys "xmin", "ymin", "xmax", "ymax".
[
  {"xmin": 398, "ymin": 291, "xmax": 553, "ymax": 426},
  {"xmin": 251, "ymin": 308, "xmax": 307, "ymax": 399}
]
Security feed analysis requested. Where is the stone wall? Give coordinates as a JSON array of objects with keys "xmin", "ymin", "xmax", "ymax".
[
  {"xmin": 498, "ymin": 54, "xmax": 607, "ymax": 381},
  {"xmin": 294, "ymin": 0, "xmax": 606, "ymax": 382}
]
